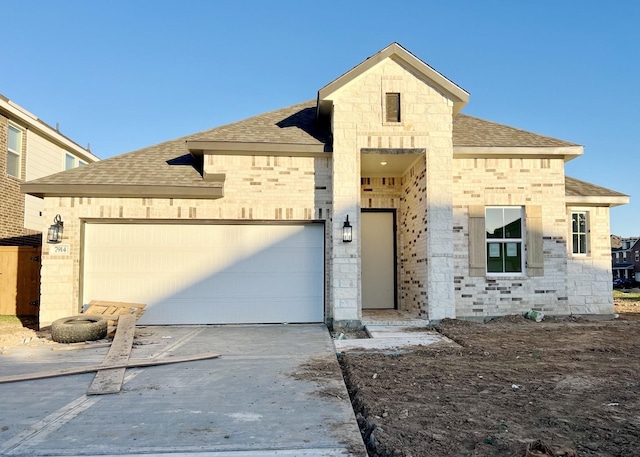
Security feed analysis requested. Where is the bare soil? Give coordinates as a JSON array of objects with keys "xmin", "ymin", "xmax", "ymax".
[
  {"xmin": 0, "ymin": 317, "xmax": 53, "ymax": 353},
  {"xmin": 341, "ymin": 302, "xmax": 640, "ymax": 456}
]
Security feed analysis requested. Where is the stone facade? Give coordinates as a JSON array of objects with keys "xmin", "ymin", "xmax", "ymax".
[
  {"xmin": 30, "ymin": 44, "xmax": 623, "ymax": 326},
  {"xmin": 327, "ymin": 58, "xmax": 456, "ymax": 322},
  {"xmin": 39, "ymin": 154, "xmax": 332, "ymax": 326},
  {"xmin": 452, "ymin": 157, "xmax": 570, "ymax": 317},
  {"xmin": 566, "ymin": 206, "xmax": 614, "ymax": 314}
]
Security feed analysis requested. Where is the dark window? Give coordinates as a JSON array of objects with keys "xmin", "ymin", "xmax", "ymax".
[
  {"xmin": 485, "ymin": 207, "xmax": 523, "ymax": 274},
  {"xmin": 385, "ymin": 93, "xmax": 400, "ymax": 122}
]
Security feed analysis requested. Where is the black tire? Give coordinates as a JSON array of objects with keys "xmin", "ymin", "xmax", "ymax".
[{"xmin": 51, "ymin": 315, "xmax": 108, "ymax": 344}]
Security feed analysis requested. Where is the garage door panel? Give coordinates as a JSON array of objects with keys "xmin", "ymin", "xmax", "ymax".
[{"xmin": 83, "ymin": 223, "xmax": 324, "ymax": 324}]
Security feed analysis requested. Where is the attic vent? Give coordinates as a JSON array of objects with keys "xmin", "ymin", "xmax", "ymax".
[{"xmin": 385, "ymin": 93, "xmax": 401, "ymax": 123}]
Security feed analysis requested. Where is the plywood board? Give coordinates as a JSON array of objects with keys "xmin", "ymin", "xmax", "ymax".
[{"xmin": 87, "ymin": 313, "xmax": 136, "ymax": 395}]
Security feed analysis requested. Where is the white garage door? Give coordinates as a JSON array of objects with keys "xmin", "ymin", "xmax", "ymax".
[{"xmin": 82, "ymin": 223, "xmax": 324, "ymax": 324}]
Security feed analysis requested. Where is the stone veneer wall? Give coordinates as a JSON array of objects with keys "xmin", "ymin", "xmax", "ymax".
[
  {"xmin": 399, "ymin": 159, "xmax": 428, "ymax": 317},
  {"xmin": 39, "ymin": 154, "xmax": 332, "ymax": 326},
  {"xmin": 329, "ymin": 57, "xmax": 455, "ymax": 322},
  {"xmin": 452, "ymin": 156, "xmax": 570, "ymax": 317},
  {"xmin": 566, "ymin": 205, "xmax": 614, "ymax": 314}
]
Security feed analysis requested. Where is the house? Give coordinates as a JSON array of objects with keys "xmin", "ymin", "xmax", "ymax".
[
  {"xmin": 22, "ymin": 43, "xmax": 629, "ymax": 327},
  {"xmin": 1, "ymin": 94, "xmax": 99, "ymax": 246},
  {"xmin": 612, "ymin": 237, "xmax": 640, "ymax": 283}
]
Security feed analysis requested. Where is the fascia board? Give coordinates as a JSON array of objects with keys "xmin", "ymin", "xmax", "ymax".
[
  {"xmin": 454, "ymin": 145, "xmax": 584, "ymax": 161},
  {"xmin": 187, "ymin": 141, "xmax": 328, "ymax": 156},
  {"xmin": 0, "ymin": 98, "xmax": 99, "ymax": 162},
  {"xmin": 21, "ymin": 183, "xmax": 224, "ymax": 200}
]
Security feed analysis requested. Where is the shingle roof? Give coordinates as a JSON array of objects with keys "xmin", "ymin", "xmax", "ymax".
[
  {"xmin": 23, "ymin": 101, "xmax": 326, "ymax": 188},
  {"xmin": 453, "ymin": 114, "xmax": 579, "ymax": 148},
  {"xmin": 24, "ymin": 101, "xmax": 587, "ymax": 190},
  {"xmin": 565, "ymin": 176, "xmax": 628, "ymax": 198}
]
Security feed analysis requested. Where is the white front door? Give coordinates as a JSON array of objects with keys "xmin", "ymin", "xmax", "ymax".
[{"xmin": 361, "ymin": 211, "xmax": 396, "ymax": 309}]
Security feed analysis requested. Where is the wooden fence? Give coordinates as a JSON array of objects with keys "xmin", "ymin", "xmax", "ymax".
[{"xmin": 0, "ymin": 246, "xmax": 41, "ymax": 316}]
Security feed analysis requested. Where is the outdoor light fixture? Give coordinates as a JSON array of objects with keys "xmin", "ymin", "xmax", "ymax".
[
  {"xmin": 342, "ymin": 215, "xmax": 353, "ymax": 243},
  {"xmin": 47, "ymin": 214, "xmax": 64, "ymax": 244}
]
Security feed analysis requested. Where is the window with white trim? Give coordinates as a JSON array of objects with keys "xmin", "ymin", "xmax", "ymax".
[
  {"xmin": 635, "ymin": 250, "xmax": 639, "ymax": 262},
  {"xmin": 64, "ymin": 153, "xmax": 87, "ymax": 170},
  {"xmin": 571, "ymin": 211, "xmax": 588, "ymax": 255},
  {"xmin": 485, "ymin": 207, "xmax": 524, "ymax": 274},
  {"xmin": 7, "ymin": 124, "xmax": 22, "ymax": 178}
]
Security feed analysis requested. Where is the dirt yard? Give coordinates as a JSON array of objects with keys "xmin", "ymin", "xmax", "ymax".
[
  {"xmin": 0, "ymin": 316, "xmax": 52, "ymax": 353},
  {"xmin": 341, "ymin": 296, "xmax": 640, "ymax": 456}
]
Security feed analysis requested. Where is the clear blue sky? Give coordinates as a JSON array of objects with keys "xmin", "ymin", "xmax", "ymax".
[{"xmin": 3, "ymin": 1, "xmax": 638, "ymax": 236}]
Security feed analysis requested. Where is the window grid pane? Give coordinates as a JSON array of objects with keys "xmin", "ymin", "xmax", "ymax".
[
  {"xmin": 485, "ymin": 207, "xmax": 523, "ymax": 274},
  {"xmin": 571, "ymin": 212, "xmax": 587, "ymax": 255},
  {"xmin": 7, "ymin": 151, "xmax": 20, "ymax": 177},
  {"xmin": 65, "ymin": 154, "xmax": 76, "ymax": 170},
  {"xmin": 7, "ymin": 125, "xmax": 21, "ymax": 178}
]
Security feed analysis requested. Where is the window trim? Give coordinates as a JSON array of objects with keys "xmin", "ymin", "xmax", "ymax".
[
  {"xmin": 485, "ymin": 206, "xmax": 525, "ymax": 276},
  {"xmin": 570, "ymin": 211, "xmax": 589, "ymax": 256},
  {"xmin": 7, "ymin": 122, "xmax": 23, "ymax": 178},
  {"xmin": 64, "ymin": 152, "xmax": 86, "ymax": 170}
]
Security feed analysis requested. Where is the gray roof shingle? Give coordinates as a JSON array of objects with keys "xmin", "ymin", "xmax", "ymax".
[
  {"xmin": 24, "ymin": 101, "xmax": 588, "ymax": 189},
  {"xmin": 565, "ymin": 176, "xmax": 628, "ymax": 198},
  {"xmin": 453, "ymin": 114, "xmax": 579, "ymax": 148}
]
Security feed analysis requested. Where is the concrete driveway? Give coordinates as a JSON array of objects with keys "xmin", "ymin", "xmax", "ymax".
[{"xmin": 0, "ymin": 324, "xmax": 366, "ymax": 456}]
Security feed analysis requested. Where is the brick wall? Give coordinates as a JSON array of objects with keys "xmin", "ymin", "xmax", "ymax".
[
  {"xmin": 399, "ymin": 160, "xmax": 428, "ymax": 317},
  {"xmin": 0, "ymin": 115, "xmax": 38, "ymax": 246},
  {"xmin": 452, "ymin": 157, "xmax": 570, "ymax": 317}
]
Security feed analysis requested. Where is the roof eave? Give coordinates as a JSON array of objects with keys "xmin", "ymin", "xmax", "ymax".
[
  {"xmin": 565, "ymin": 195, "xmax": 630, "ymax": 207},
  {"xmin": 0, "ymin": 96, "xmax": 100, "ymax": 163},
  {"xmin": 317, "ymin": 43, "xmax": 469, "ymax": 115},
  {"xmin": 21, "ymin": 182, "xmax": 225, "ymax": 200},
  {"xmin": 453, "ymin": 145, "xmax": 583, "ymax": 160},
  {"xmin": 186, "ymin": 140, "xmax": 330, "ymax": 156}
]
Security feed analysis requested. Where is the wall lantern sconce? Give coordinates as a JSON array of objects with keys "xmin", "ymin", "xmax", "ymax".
[
  {"xmin": 342, "ymin": 215, "xmax": 353, "ymax": 243},
  {"xmin": 47, "ymin": 214, "xmax": 64, "ymax": 244}
]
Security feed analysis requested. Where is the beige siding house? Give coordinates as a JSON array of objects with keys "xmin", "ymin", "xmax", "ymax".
[
  {"xmin": 1, "ymin": 94, "xmax": 99, "ymax": 245},
  {"xmin": 23, "ymin": 43, "xmax": 628, "ymax": 327}
]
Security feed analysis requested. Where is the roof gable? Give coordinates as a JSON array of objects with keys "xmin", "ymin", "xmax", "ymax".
[{"xmin": 317, "ymin": 43, "xmax": 469, "ymax": 117}]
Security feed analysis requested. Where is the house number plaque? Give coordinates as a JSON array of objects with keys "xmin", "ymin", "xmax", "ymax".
[{"xmin": 50, "ymin": 244, "xmax": 70, "ymax": 255}]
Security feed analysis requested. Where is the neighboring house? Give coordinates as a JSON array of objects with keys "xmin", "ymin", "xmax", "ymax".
[
  {"xmin": 1, "ymin": 94, "xmax": 99, "ymax": 245},
  {"xmin": 612, "ymin": 237, "xmax": 640, "ymax": 282},
  {"xmin": 23, "ymin": 43, "xmax": 629, "ymax": 327}
]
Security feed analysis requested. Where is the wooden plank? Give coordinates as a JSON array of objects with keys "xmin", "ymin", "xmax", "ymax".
[
  {"xmin": 86, "ymin": 313, "xmax": 137, "ymax": 395},
  {"xmin": 0, "ymin": 352, "xmax": 221, "ymax": 384}
]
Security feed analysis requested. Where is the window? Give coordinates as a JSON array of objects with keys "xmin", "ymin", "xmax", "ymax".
[
  {"xmin": 571, "ymin": 212, "xmax": 588, "ymax": 255},
  {"xmin": 65, "ymin": 153, "xmax": 75, "ymax": 170},
  {"xmin": 385, "ymin": 93, "xmax": 401, "ymax": 123},
  {"xmin": 485, "ymin": 207, "xmax": 523, "ymax": 274},
  {"xmin": 7, "ymin": 124, "xmax": 22, "ymax": 178},
  {"xmin": 65, "ymin": 153, "xmax": 86, "ymax": 170},
  {"xmin": 635, "ymin": 251, "xmax": 639, "ymax": 262}
]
